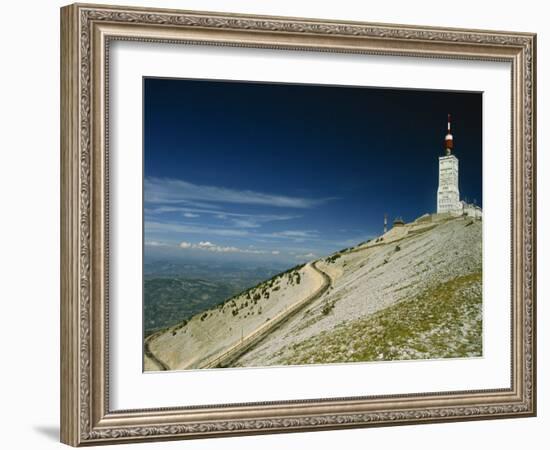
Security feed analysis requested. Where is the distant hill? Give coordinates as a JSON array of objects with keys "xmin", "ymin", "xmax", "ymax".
[
  {"xmin": 144, "ymin": 264, "xmax": 280, "ymax": 336},
  {"xmin": 145, "ymin": 277, "xmax": 242, "ymax": 337},
  {"xmin": 145, "ymin": 213, "xmax": 482, "ymax": 371}
]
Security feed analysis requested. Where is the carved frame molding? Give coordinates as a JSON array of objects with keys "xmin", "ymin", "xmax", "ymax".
[{"xmin": 60, "ymin": 3, "xmax": 536, "ymax": 446}]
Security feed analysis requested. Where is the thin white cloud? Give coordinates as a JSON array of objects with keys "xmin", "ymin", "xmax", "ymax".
[
  {"xmin": 231, "ymin": 218, "xmax": 261, "ymax": 229},
  {"xmin": 145, "ymin": 240, "xmax": 170, "ymax": 247},
  {"xmin": 198, "ymin": 241, "xmax": 214, "ymax": 248},
  {"xmin": 178, "ymin": 240, "xmax": 275, "ymax": 255},
  {"xmin": 146, "ymin": 221, "xmax": 250, "ymax": 237},
  {"xmin": 145, "ymin": 221, "xmax": 322, "ymax": 243},
  {"xmin": 295, "ymin": 252, "xmax": 316, "ymax": 259},
  {"xmin": 145, "ymin": 177, "xmax": 332, "ymax": 209},
  {"xmin": 271, "ymin": 230, "xmax": 319, "ymax": 238},
  {"xmin": 266, "ymin": 229, "xmax": 320, "ymax": 242},
  {"xmin": 146, "ymin": 205, "xmax": 298, "ymax": 229}
]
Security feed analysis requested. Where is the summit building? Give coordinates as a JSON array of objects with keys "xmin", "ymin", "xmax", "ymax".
[
  {"xmin": 436, "ymin": 114, "xmax": 482, "ymax": 219},
  {"xmin": 437, "ymin": 114, "xmax": 462, "ymax": 215}
]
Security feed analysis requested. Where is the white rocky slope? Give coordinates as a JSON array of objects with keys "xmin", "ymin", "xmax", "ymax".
[
  {"xmin": 145, "ymin": 213, "xmax": 482, "ymax": 371},
  {"xmin": 234, "ymin": 213, "xmax": 482, "ymax": 367},
  {"xmin": 145, "ymin": 263, "xmax": 325, "ymax": 371}
]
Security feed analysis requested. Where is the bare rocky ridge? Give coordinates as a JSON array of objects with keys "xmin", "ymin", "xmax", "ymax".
[
  {"xmin": 144, "ymin": 213, "xmax": 482, "ymax": 371},
  {"xmin": 145, "ymin": 263, "xmax": 324, "ymax": 370}
]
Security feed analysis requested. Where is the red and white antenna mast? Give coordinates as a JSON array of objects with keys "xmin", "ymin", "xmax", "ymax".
[{"xmin": 445, "ymin": 113, "xmax": 454, "ymax": 156}]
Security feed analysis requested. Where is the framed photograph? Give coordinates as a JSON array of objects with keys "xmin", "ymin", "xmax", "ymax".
[{"xmin": 60, "ymin": 3, "xmax": 536, "ymax": 446}]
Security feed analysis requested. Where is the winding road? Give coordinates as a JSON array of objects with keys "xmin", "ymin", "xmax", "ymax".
[
  {"xmin": 145, "ymin": 261, "xmax": 332, "ymax": 371},
  {"xmin": 198, "ymin": 261, "xmax": 332, "ymax": 369},
  {"xmin": 144, "ymin": 331, "xmax": 170, "ymax": 371}
]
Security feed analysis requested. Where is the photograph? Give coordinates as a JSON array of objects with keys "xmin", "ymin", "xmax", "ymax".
[
  {"xmin": 142, "ymin": 78, "xmax": 483, "ymax": 372},
  {"xmin": 56, "ymin": 2, "xmax": 536, "ymax": 446}
]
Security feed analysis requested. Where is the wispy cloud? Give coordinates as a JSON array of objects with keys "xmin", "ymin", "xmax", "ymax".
[
  {"xmin": 266, "ymin": 229, "xmax": 320, "ymax": 242},
  {"xmin": 230, "ymin": 218, "xmax": 260, "ymax": 229},
  {"xmin": 270, "ymin": 230, "xmax": 319, "ymax": 238},
  {"xmin": 295, "ymin": 252, "xmax": 317, "ymax": 259},
  {"xmin": 146, "ymin": 220, "xmax": 321, "ymax": 243},
  {"xmin": 145, "ymin": 205, "xmax": 298, "ymax": 229},
  {"xmin": 178, "ymin": 240, "xmax": 273, "ymax": 254},
  {"xmin": 145, "ymin": 221, "xmax": 250, "ymax": 237},
  {"xmin": 144, "ymin": 240, "xmax": 170, "ymax": 247},
  {"xmin": 143, "ymin": 178, "xmax": 339, "ymax": 257},
  {"xmin": 145, "ymin": 177, "xmax": 332, "ymax": 209}
]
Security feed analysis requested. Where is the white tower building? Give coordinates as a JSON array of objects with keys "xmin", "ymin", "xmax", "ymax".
[{"xmin": 437, "ymin": 114, "xmax": 463, "ymax": 215}]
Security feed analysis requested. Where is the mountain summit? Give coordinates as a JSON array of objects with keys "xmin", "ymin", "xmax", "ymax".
[{"xmin": 145, "ymin": 213, "xmax": 482, "ymax": 371}]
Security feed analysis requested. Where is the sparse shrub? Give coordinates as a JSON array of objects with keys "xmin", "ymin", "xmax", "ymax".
[
  {"xmin": 173, "ymin": 319, "xmax": 187, "ymax": 331},
  {"xmin": 395, "ymin": 245, "xmax": 401, "ymax": 252},
  {"xmin": 253, "ymin": 293, "xmax": 261, "ymax": 301},
  {"xmin": 200, "ymin": 312, "xmax": 208, "ymax": 321},
  {"xmin": 273, "ymin": 286, "xmax": 280, "ymax": 291},
  {"xmin": 326, "ymin": 254, "xmax": 342, "ymax": 264},
  {"xmin": 321, "ymin": 301, "xmax": 335, "ymax": 315}
]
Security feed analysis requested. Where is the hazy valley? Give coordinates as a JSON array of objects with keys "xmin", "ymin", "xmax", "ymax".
[{"xmin": 144, "ymin": 263, "xmax": 281, "ymax": 337}]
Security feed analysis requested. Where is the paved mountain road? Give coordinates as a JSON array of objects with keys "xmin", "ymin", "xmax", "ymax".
[
  {"xmin": 145, "ymin": 261, "xmax": 332, "ymax": 371},
  {"xmin": 198, "ymin": 261, "xmax": 332, "ymax": 369}
]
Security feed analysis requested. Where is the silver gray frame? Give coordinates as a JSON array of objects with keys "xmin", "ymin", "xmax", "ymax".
[{"xmin": 60, "ymin": 3, "xmax": 536, "ymax": 446}]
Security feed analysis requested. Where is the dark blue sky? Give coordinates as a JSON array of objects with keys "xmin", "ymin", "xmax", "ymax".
[{"xmin": 143, "ymin": 77, "xmax": 482, "ymax": 264}]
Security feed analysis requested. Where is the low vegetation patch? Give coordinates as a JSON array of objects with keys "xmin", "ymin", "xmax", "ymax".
[
  {"xmin": 280, "ymin": 272, "xmax": 482, "ymax": 365},
  {"xmin": 321, "ymin": 301, "xmax": 335, "ymax": 316}
]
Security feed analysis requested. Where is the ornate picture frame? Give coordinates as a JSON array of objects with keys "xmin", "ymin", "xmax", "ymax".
[{"xmin": 60, "ymin": 3, "xmax": 536, "ymax": 446}]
